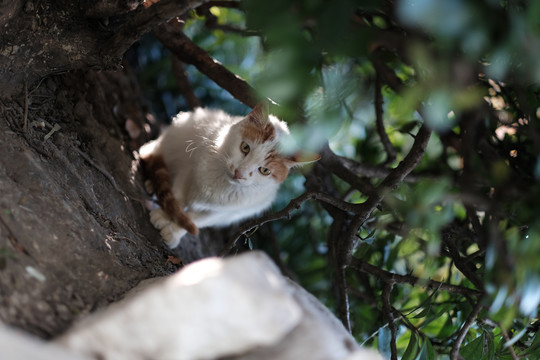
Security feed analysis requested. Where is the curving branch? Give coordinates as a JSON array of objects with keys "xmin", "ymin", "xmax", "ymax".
[
  {"xmin": 450, "ymin": 300, "xmax": 484, "ymax": 360},
  {"xmin": 171, "ymin": 56, "xmax": 202, "ymax": 109},
  {"xmin": 383, "ymin": 283, "xmax": 398, "ymax": 360},
  {"xmin": 349, "ymin": 257, "xmax": 483, "ymax": 298},
  {"xmin": 220, "ymin": 191, "xmax": 361, "ymax": 256},
  {"xmin": 152, "ymin": 18, "xmax": 260, "ymax": 108},
  {"xmin": 375, "ymin": 72, "xmax": 396, "ymax": 164}
]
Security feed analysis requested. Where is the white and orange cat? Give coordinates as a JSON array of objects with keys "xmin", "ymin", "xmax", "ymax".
[{"xmin": 139, "ymin": 102, "xmax": 319, "ymax": 248}]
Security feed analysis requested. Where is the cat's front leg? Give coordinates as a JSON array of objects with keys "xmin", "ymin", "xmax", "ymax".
[{"xmin": 150, "ymin": 208, "xmax": 187, "ymax": 248}]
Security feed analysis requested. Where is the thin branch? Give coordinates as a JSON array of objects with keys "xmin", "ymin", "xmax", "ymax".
[
  {"xmin": 375, "ymin": 72, "xmax": 396, "ymax": 164},
  {"xmin": 153, "ymin": 18, "xmax": 260, "ymax": 107},
  {"xmin": 371, "ymin": 56, "xmax": 405, "ymax": 94},
  {"xmin": 171, "ymin": 56, "xmax": 202, "ymax": 109},
  {"xmin": 336, "ymin": 265, "xmax": 351, "ymax": 332},
  {"xmin": 320, "ymin": 144, "xmax": 378, "ymax": 197},
  {"xmin": 383, "ymin": 283, "xmax": 398, "ymax": 360},
  {"xmin": 450, "ymin": 300, "xmax": 484, "ymax": 360},
  {"xmin": 482, "ymin": 319, "xmax": 519, "ymax": 360},
  {"xmin": 348, "ymin": 257, "xmax": 483, "ymax": 298},
  {"xmin": 339, "ymin": 124, "xmax": 432, "ymax": 267},
  {"xmin": 220, "ymin": 191, "xmax": 360, "ymax": 256},
  {"xmin": 327, "ymin": 152, "xmax": 424, "ymax": 182},
  {"xmin": 441, "ymin": 226, "xmax": 484, "ymax": 291}
]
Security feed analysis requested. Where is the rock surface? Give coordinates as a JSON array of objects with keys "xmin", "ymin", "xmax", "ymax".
[{"xmin": 54, "ymin": 252, "xmax": 382, "ymax": 360}]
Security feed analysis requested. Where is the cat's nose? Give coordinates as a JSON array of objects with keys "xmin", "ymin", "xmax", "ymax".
[{"xmin": 234, "ymin": 169, "xmax": 243, "ymax": 179}]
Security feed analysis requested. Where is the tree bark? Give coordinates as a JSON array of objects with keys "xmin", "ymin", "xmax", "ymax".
[
  {"xmin": 0, "ymin": 0, "xmax": 224, "ymax": 337},
  {"xmin": 0, "ymin": 0, "xmax": 207, "ymax": 97}
]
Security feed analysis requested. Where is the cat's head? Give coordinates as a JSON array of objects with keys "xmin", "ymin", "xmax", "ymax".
[{"xmin": 221, "ymin": 102, "xmax": 320, "ymax": 187}]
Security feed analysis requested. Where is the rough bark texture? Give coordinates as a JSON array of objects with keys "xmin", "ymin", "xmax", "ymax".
[
  {"xmin": 0, "ymin": 0, "xmax": 207, "ymax": 97},
  {"xmin": 0, "ymin": 68, "xmax": 222, "ymax": 338}
]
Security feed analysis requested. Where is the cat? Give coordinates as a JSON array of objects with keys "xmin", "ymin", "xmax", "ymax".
[{"xmin": 139, "ymin": 102, "xmax": 320, "ymax": 248}]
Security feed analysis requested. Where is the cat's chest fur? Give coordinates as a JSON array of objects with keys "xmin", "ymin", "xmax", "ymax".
[
  {"xmin": 139, "ymin": 103, "xmax": 319, "ymax": 248},
  {"xmin": 142, "ymin": 106, "xmax": 285, "ymax": 215}
]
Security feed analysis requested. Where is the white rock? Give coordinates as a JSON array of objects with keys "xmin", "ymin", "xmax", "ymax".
[
  {"xmin": 0, "ymin": 323, "xmax": 90, "ymax": 360},
  {"xmin": 57, "ymin": 251, "xmax": 302, "ymax": 360},
  {"xmin": 56, "ymin": 251, "xmax": 383, "ymax": 360}
]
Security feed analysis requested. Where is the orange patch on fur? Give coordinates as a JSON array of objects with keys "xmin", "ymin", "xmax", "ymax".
[
  {"xmin": 141, "ymin": 154, "xmax": 198, "ymax": 235},
  {"xmin": 241, "ymin": 121, "xmax": 275, "ymax": 144},
  {"xmin": 265, "ymin": 154, "xmax": 290, "ymax": 183}
]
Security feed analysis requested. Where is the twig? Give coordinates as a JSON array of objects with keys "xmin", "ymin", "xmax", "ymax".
[
  {"xmin": 450, "ymin": 300, "xmax": 484, "ymax": 360},
  {"xmin": 348, "ymin": 257, "xmax": 483, "ymax": 298},
  {"xmin": 220, "ymin": 191, "xmax": 361, "ymax": 256},
  {"xmin": 335, "ymin": 265, "xmax": 351, "ymax": 332},
  {"xmin": 371, "ymin": 56, "xmax": 404, "ymax": 94},
  {"xmin": 383, "ymin": 282, "xmax": 398, "ymax": 360},
  {"xmin": 320, "ymin": 144, "xmax": 378, "ymax": 197},
  {"xmin": 327, "ymin": 152, "xmax": 424, "ymax": 182},
  {"xmin": 482, "ymin": 319, "xmax": 519, "ymax": 360},
  {"xmin": 441, "ymin": 226, "xmax": 484, "ymax": 291},
  {"xmin": 339, "ymin": 124, "xmax": 432, "ymax": 268},
  {"xmin": 171, "ymin": 55, "xmax": 202, "ymax": 109},
  {"xmin": 375, "ymin": 72, "xmax": 396, "ymax": 164},
  {"xmin": 153, "ymin": 18, "xmax": 260, "ymax": 108}
]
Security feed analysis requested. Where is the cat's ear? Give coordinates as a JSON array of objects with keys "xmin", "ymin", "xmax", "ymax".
[
  {"xmin": 285, "ymin": 151, "xmax": 321, "ymax": 168},
  {"xmin": 246, "ymin": 101, "xmax": 269, "ymax": 126}
]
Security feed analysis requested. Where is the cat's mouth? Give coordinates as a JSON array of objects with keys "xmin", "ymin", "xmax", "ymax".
[{"xmin": 228, "ymin": 172, "xmax": 248, "ymax": 185}]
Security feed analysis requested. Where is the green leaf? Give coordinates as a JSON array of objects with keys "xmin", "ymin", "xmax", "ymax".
[
  {"xmin": 485, "ymin": 330, "xmax": 495, "ymax": 360},
  {"xmin": 437, "ymin": 314, "xmax": 457, "ymax": 339},
  {"xmin": 417, "ymin": 338, "xmax": 436, "ymax": 360},
  {"xmin": 460, "ymin": 334, "xmax": 485, "ymax": 360},
  {"xmin": 402, "ymin": 331, "xmax": 420, "ymax": 360}
]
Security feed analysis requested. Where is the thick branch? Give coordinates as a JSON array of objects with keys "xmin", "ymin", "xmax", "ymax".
[
  {"xmin": 153, "ymin": 18, "xmax": 259, "ymax": 107},
  {"xmin": 106, "ymin": 0, "xmax": 208, "ymax": 57}
]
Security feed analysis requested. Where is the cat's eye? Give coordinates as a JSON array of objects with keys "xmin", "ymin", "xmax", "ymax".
[
  {"xmin": 259, "ymin": 167, "xmax": 271, "ymax": 176},
  {"xmin": 240, "ymin": 141, "xmax": 250, "ymax": 154}
]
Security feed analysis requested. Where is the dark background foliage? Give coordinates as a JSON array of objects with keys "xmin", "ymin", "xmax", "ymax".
[{"xmin": 129, "ymin": 1, "xmax": 540, "ymax": 358}]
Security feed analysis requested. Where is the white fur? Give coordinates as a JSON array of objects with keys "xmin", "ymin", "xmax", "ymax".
[{"xmin": 140, "ymin": 108, "xmax": 291, "ymax": 248}]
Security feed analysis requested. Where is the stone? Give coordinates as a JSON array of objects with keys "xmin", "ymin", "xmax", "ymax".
[{"xmin": 56, "ymin": 251, "xmax": 382, "ymax": 360}]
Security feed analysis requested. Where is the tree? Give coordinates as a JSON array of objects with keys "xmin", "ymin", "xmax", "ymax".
[{"xmin": 1, "ymin": 0, "xmax": 540, "ymax": 359}]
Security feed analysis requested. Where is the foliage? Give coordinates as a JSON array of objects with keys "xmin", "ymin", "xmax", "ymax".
[{"xmin": 133, "ymin": 0, "xmax": 540, "ymax": 358}]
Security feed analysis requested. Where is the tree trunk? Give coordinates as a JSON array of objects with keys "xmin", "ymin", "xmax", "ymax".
[
  {"xmin": 0, "ymin": 0, "xmax": 220, "ymax": 338},
  {"xmin": 0, "ymin": 0, "xmax": 205, "ymax": 97}
]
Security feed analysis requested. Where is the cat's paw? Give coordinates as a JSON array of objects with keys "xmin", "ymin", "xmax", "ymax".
[
  {"xmin": 150, "ymin": 209, "xmax": 187, "ymax": 248},
  {"xmin": 150, "ymin": 208, "xmax": 170, "ymax": 230},
  {"xmin": 160, "ymin": 223, "xmax": 187, "ymax": 249}
]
